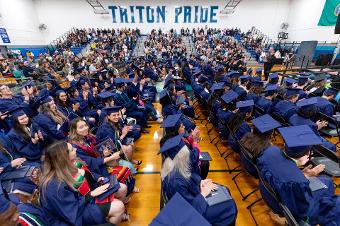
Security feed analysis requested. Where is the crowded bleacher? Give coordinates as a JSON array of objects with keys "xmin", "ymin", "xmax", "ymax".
[{"xmin": 0, "ymin": 1, "xmax": 340, "ymax": 225}]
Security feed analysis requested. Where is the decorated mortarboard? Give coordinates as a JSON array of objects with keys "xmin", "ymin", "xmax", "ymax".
[
  {"xmin": 236, "ymin": 100, "xmax": 254, "ymax": 112},
  {"xmin": 161, "ymin": 114, "xmax": 182, "ymax": 128},
  {"xmin": 159, "ymin": 134, "xmax": 186, "ymax": 159},
  {"xmin": 98, "ymin": 91, "xmax": 114, "ymax": 100},
  {"xmin": 278, "ymin": 125, "xmax": 322, "ymax": 158},
  {"xmin": 296, "ymin": 97, "xmax": 318, "ymax": 107},
  {"xmin": 268, "ymin": 72, "xmax": 278, "ymax": 80},
  {"xmin": 284, "ymin": 77, "xmax": 297, "ymax": 85},
  {"xmin": 221, "ymin": 90, "xmax": 239, "ymax": 104},
  {"xmin": 285, "ymin": 88, "xmax": 300, "ymax": 97},
  {"xmin": 239, "ymin": 75, "xmax": 250, "ymax": 83},
  {"xmin": 103, "ymin": 106, "xmax": 122, "ymax": 115},
  {"xmin": 323, "ymin": 87, "xmax": 338, "ymax": 96},
  {"xmin": 210, "ymin": 82, "xmax": 225, "ymax": 92},
  {"xmin": 252, "ymin": 114, "xmax": 281, "ymax": 133},
  {"xmin": 149, "ymin": 193, "xmax": 211, "ymax": 226}
]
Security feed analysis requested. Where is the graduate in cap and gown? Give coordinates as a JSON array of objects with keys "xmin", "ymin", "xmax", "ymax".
[
  {"xmin": 161, "ymin": 134, "xmax": 238, "ymax": 226},
  {"xmin": 227, "ymin": 100, "xmax": 253, "ymax": 153},
  {"xmin": 315, "ymin": 88, "xmax": 337, "ymax": 117},
  {"xmin": 159, "ymin": 90, "xmax": 181, "ymax": 118},
  {"xmin": 288, "ymin": 98, "xmax": 336, "ymax": 152},
  {"xmin": 256, "ymin": 84, "xmax": 278, "ymax": 114},
  {"xmin": 257, "ymin": 125, "xmax": 340, "ymax": 226},
  {"xmin": 39, "ymin": 141, "xmax": 127, "ymax": 226},
  {"xmin": 271, "ymin": 88, "xmax": 299, "ymax": 121},
  {"xmin": 32, "ymin": 96, "xmax": 68, "ymax": 143}
]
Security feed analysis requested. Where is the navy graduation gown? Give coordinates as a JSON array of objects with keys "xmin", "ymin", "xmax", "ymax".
[
  {"xmin": 40, "ymin": 179, "xmax": 105, "ymax": 226},
  {"xmin": 162, "ymin": 171, "xmax": 237, "ymax": 226},
  {"xmin": 33, "ymin": 113, "xmax": 67, "ymax": 142},
  {"xmin": 257, "ymin": 145, "xmax": 340, "ymax": 226},
  {"xmin": 315, "ymin": 97, "xmax": 334, "ymax": 117},
  {"xmin": 272, "ymin": 100, "xmax": 296, "ymax": 121},
  {"xmin": 7, "ymin": 129, "xmax": 44, "ymax": 162},
  {"xmin": 256, "ymin": 97, "xmax": 273, "ymax": 114},
  {"xmin": 228, "ymin": 122, "xmax": 251, "ymax": 153}
]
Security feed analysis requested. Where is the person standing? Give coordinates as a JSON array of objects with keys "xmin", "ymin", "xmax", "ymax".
[{"xmin": 263, "ymin": 47, "xmax": 276, "ymax": 80}]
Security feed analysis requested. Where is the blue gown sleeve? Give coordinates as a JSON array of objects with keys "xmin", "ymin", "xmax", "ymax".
[{"xmin": 35, "ymin": 115, "xmax": 66, "ymax": 140}]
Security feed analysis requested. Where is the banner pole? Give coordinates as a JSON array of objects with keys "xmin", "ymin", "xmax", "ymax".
[{"xmin": 331, "ymin": 35, "xmax": 340, "ymax": 65}]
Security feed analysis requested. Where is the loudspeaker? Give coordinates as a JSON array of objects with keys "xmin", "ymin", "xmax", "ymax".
[
  {"xmin": 335, "ymin": 16, "xmax": 340, "ymax": 34},
  {"xmin": 315, "ymin": 54, "xmax": 332, "ymax": 66}
]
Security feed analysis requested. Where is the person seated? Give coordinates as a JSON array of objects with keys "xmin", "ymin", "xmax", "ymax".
[
  {"xmin": 160, "ymin": 134, "xmax": 238, "ymax": 226},
  {"xmin": 55, "ymin": 90, "xmax": 79, "ymax": 121},
  {"xmin": 240, "ymin": 114, "xmax": 281, "ymax": 177},
  {"xmin": 33, "ymin": 96, "xmax": 68, "ymax": 143},
  {"xmin": 315, "ymin": 88, "xmax": 337, "ymax": 117},
  {"xmin": 77, "ymin": 79, "xmax": 100, "ymax": 121},
  {"xmin": 39, "ymin": 141, "xmax": 127, "ymax": 225},
  {"xmin": 96, "ymin": 106, "xmax": 140, "ymax": 166},
  {"xmin": 227, "ymin": 100, "xmax": 253, "ymax": 153},
  {"xmin": 288, "ymin": 98, "xmax": 336, "ymax": 152},
  {"xmin": 68, "ymin": 118, "xmax": 137, "ymax": 194},
  {"xmin": 256, "ymin": 84, "xmax": 278, "ymax": 114},
  {"xmin": 245, "ymin": 80, "xmax": 264, "ymax": 103},
  {"xmin": 256, "ymin": 125, "xmax": 340, "ymax": 226},
  {"xmin": 7, "ymin": 109, "xmax": 44, "ymax": 164},
  {"xmin": 233, "ymin": 75, "xmax": 250, "ymax": 99},
  {"xmin": 271, "ymin": 88, "xmax": 299, "ymax": 121}
]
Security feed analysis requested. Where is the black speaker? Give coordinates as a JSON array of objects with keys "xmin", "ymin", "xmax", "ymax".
[{"xmin": 335, "ymin": 16, "xmax": 340, "ymax": 34}]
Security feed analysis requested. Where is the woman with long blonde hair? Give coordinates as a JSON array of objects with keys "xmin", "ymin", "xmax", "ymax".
[{"xmin": 40, "ymin": 141, "xmax": 126, "ymax": 225}]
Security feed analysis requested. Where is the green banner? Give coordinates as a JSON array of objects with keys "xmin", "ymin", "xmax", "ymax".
[{"xmin": 318, "ymin": 0, "xmax": 340, "ymax": 26}]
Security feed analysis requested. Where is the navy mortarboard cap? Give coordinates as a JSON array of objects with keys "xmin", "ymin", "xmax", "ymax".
[
  {"xmin": 253, "ymin": 81, "xmax": 265, "ymax": 88},
  {"xmin": 268, "ymin": 72, "xmax": 278, "ymax": 80},
  {"xmin": 285, "ymin": 88, "xmax": 300, "ymax": 97},
  {"xmin": 247, "ymin": 68, "xmax": 253, "ymax": 74},
  {"xmin": 11, "ymin": 108, "xmax": 26, "ymax": 119},
  {"xmin": 298, "ymin": 76, "xmax": 309, "ymax": 84},
  {"xmin": 219, "ymin": 76, "xmax": 231, "ymax": 84},
  {"xmin": 78, "ymin": 77, "xmax": 87, "ymax": 86},
  {"xmin": 323, "ymin": 88, "xmax": 338, "ymax": 96},
  {"xmin": 12, "ymin": 182, "xmax": 37, "ymax": 195},
  {"xmin": 39, "ymin": 95, "xmax": 53, "ymax": 105},
  {"xmin": 296, "ymin": 97, "xmax": 318, "ymax": 107},
  {"xmin": 239, "ymin": 75, "xmax": 250, "ymax": 83},
  {"xmin": 150, "ymin": 193, "xmax": 211, "ymax": 226},
  {"xmin": 160, "ymin": 134, "xmax": 186, "ymax": 159},
  {"xmin": 128, "ymin": 71, "xmax": 135, "ymax": 78},
  {"xmin": 226, "ymin": 70, "xmax": 239, "ymax": 77},
  {"xmin": 103, "ymin": 106, "xmax": 122, "ymax": 115},
  {"xmin": 56, "ymin": 89, "xmax": 66, "ymax": 97},
  {"xmin": 210, "ymin": 82, "xmax": 225, "ymax": 92},
  {"xmin": 284, "ymin": 77, "xmax": 297, "ymax": 86},
  {"xmin": 256, "ymin": 68, "xmax": 262, "ymax": 73},
  {"xmin": 236, "ymin": 100, "xmax": 254, "ymax": 112},
  {"xmin": 114, "ymin": 77, "xmax": 127, "ymax": 84},
  {"xmin": 313, "ymin": 75, "xmax": 325, "ymax": 82},
  {"xmin": 44, "ymin": 76, "xmax": 56, "ymax": 85},
  {"xmin": 252, "ymin": 114, "xmax": 281, "ymax": 134},
  {"xmin": 221, "ymin": 90, "xmax": 239, "ymax": 104},
  {"xmin": 278, "ymin": 125, "xmax": 322, "ymax": 158},
  {"xmin": 265, "ymin": 84, "xmax": 278, "ymax": 92},
  {"xmin": 98, "ymin": 91, "xmax": 114, "ymax": 100},
  {"xmin": 161, "ymin": 114, "xmax": 181, "ymax": 128}
]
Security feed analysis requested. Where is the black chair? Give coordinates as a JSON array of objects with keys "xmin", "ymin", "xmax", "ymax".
[{"xmin": 317, "ymin": 112, "xmax": 340, "ymax": 141}]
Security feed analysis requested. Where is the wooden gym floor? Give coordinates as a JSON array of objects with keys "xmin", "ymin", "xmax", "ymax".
[{"xmin": 122, "ymin": 95, "xmax": 340, "ymax": 226}]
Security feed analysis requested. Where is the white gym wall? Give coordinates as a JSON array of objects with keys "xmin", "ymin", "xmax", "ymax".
[{"xmin": 0, "ymin": 0, "xmax": 336, "ymax": 45}]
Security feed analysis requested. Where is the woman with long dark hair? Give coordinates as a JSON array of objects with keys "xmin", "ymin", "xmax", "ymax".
[
  {"xmin": 7, "ymin": 109, "xmax": 44, "ymax": 163},
  {"xmin": 40, "ymin": 141, "xmax": 126, "ymax": 225}
]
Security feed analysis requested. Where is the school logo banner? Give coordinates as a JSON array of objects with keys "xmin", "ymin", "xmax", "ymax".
[{"xmin": 318, "ymin": 0, "xmax": 340, "ymax": 26}]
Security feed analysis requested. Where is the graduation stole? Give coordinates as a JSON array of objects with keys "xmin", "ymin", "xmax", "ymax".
[
  {"xmin": 73, "ymin": 135, "xmax": 98, "ymax": 158},
  {"xmin": 73, "ymin": 161, "xmax": 91, "ymax": 196}
]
